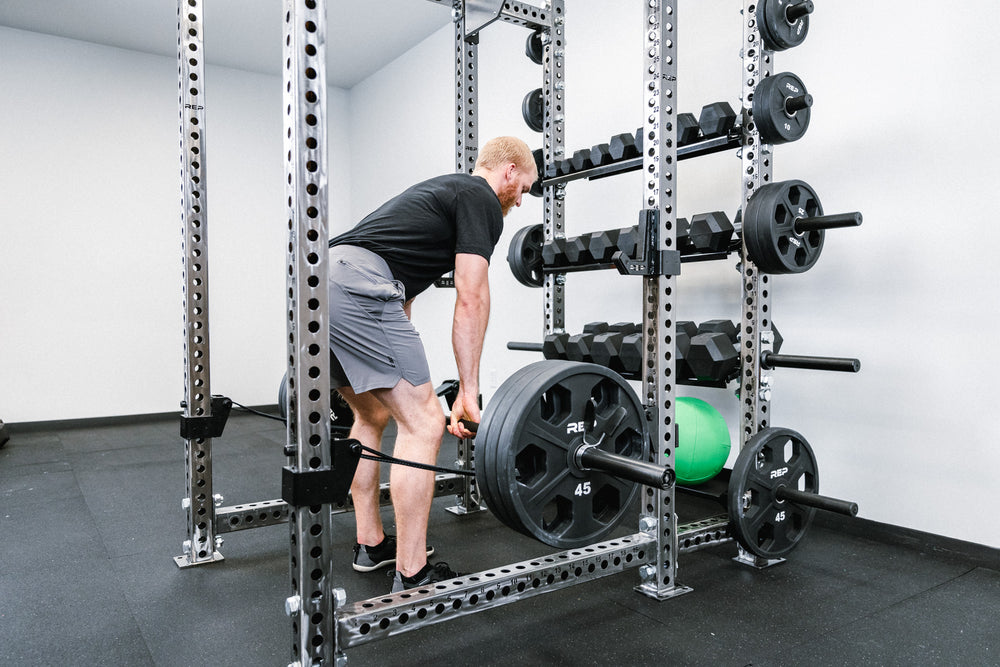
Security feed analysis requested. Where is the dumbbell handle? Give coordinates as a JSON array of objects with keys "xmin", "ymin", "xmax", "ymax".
[
  {"xmin": 761, "ymin": 352, "xmax": 861, "ymax": 373},
  {"xmin": 794, "ymin": 211, "xmax": 863, "ymax": 233},
  {"xmin": 785, "ymin": 0, "xmax": 815, "ymax": 23},
  {"xmin": 507, "ymin": 341, "xmax": 544, "ymax": 353},
  {"xmin": 775, "ymin": 485, "xmax": 858, "ymax": 516},
  {"xmin": 577, "ymin": 445, "xmax": 675, "ymax": 490}
]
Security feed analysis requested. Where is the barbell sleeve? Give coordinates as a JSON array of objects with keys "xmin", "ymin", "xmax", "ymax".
[
  {"xmin": 507, "ymin": 341, "xmax": 543, "ymax": 352},
  {"xmin": 578, "ymin": 446, "xmax": 675, "ymax": 490},
  {"xmin": 794, "ymin": 211, "xmax": 863, "ymax": 233},
  {"xmin": 785, "ymin": 0, "xmax": 815, "ymax": 23},
  {"xmin": 761, "ymin": 352, "xmax": 861, "ymax": 373},
  {"xmin": 784, "ymin": 93, "xmax": 813, "ymax": 114},
  {"xmin": 775, "ymin": 485, "xmax": 859, "ymax": 516}
]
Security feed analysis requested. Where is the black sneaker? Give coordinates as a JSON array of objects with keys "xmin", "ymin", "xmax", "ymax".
[
  {"xmin": 352, "ymin": 534, "xmax": 434, "ymax": 572},
  {"xmin": 389, "ymin": 562, "xmax": 459, "ymax": 593}
]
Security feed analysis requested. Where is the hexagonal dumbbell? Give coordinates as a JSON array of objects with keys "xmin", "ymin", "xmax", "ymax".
[
  {"xmin": 677, "ymin": 113, "xmax": 701, "ymax": 145},
  {"xmin": 676, "ymin": 217, "xmax": 693, "ymax": 254},
  {"xmin": 616, "ymin": 226, "xmax": 640, "ymax": 258},
  {"xmin": 588, "ymin": 229, "xmax": 621, "ymax": 263},
  {"xmin": 687, "ymin": 332, "xmax": 739, "ymax": 382},
  {"xmin": 542, "ymin": 238, "xmax": 567, "ymax": 267},
  {"xmin": 590, "ymin": 331, "xmax": 625, "ymax": 372},
  {"xmin": 563, "ymin": 234, "xmax": 594, "ymax": 265},
  {"xmin": 688, "ymin": 211, "xmax": 735, "ymax": 253},
  {"xmin": 582, "ymin": 322, "xmax": 610, "ymax": 335},
  {"xmin": 566, "ymin": 333, "xmax": 596, "ymax": 362},
  {"xmin": 542, "ymin": 332, "xmax": 569, "ymax": 360},
  {"xmin": 697, "ymin": 319, "xmax": 738, "ymax": 344},
  {"xmin": 698, "ymin": 101, "xmax": 738, "ymax": 138},
  {"xmin": 569, "ymin": 149, "xmax": 595, "ymax": 172},
  {"xmin": 609, "ymin": 132, "xmax": 640, "ymax": 161},
  {"xmin": 609, "ymin": 322, "xmax": 641, "ymax": 335},
  {"xmin": 590, "ymin": 143, "xmax": 614, "ymax": 167},
  {"xmin": 676, "ymin": 320, "xmax": 697, "ymax": 379},
  {"xmin": 618, "ymin": 332, "xmax": 643, "ymax": 376},
  {"xmin": 556, "ymin": 158, "xmax": 574, "ymax": 177}
]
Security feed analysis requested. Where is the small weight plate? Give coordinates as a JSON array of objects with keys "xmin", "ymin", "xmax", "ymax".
[
  {"xmin": 521, "ymin": 87, "xmax": 544, "ymax": 133},
  {"xmin": 278, "ymin": 368, "xmax": 355, "ymax": 432},
  {"xmin": 728, "ymin": 427, "xmax": 819, "ymax": 559},
  {"xmin": 525, "ymin": 29, "xmax": 544, "ymax": 65},
  {"xmin": 752, "ymin": 72, "xmax": 811, "ymax": 145},
  {"xmin": 480, "ymin": 360, "xmax": 648, "ymax": 549},
  {"xmin": 506, "ymin": 224, "xmax": 545, "ymax": 287},
  {"xmin": 757, "ymin": 0, "xmax": 811, "ymax": 52},
  {"xmin": 743, "ymin": 180, "xmax": 825, "ymax": 274}
]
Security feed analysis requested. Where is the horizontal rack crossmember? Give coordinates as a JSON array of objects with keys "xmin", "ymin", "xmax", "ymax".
[
  {"xmin": 335, "ymin": 515, "xmax": 733, "ymax": 649},
  {"xmin": 336, "ymin": 533, "xmax": 656, "ymax": 648}
]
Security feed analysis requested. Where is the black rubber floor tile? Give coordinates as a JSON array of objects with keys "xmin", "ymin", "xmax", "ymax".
[
  {"xmin": 109, "ymin": 530, "xmax": 290, "ymax": 667},
  {"xmin": 66, "ymin": 440, "xmax": 179, "ymax": 472},
  {"xmin": 58, "ymin": 420, "xmax": 177, "ymax": 454},
  {"xmin": 0, "ymin": 468, "xmax": 82, "ymax": 510},
  {"xmin": 0, "ymin": 496, "xmax": 109, "ymax": 577},
  {"xmin": 0, "ymin": 556, "xmax": 155, "ymax": 666},
  {"xmin": 767, "ymin": 567, "xmax": 1000, "ymax": 666},
  {"xmin": 73, "ymin": 459, "xmax": 185, "ymax": 559},
  {"xmin": 0, "ymin": 432, "xmax": 65, "ymax": 471}
]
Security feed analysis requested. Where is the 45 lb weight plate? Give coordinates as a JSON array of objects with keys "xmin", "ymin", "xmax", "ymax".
[
  {"xmin": 728, "ymin": 427, "xmax": 818, "ymax": 559},
  {"xmin": 476, "ymin": 360, "xmax": 649, "ymax": 548}
]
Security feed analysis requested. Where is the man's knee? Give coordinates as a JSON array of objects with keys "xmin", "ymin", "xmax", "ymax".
[{"xmin": 342, "ymin": 389, "xmax": 391, "ymax": 432}]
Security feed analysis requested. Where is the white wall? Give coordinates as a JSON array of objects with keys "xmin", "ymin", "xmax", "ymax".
[
  {"xmin": 0, "ymin": 27, "xmax": 351, "ymax": 422},
  {"xmin": 349, "ymin": 1, "xmax": 1000, "ymax": 549}
]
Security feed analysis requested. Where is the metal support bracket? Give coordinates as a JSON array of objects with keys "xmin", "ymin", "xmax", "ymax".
[
  {"xmin": 281, "ymin": 439, "xmax": 360, "ymax": 508},
  {"xmin": 612, "ymin": 209, "xmax": 681, "ymax": 276},
  {"xmin": 179, "ymin": 395, "xmax": 232, "ymax": 440}
]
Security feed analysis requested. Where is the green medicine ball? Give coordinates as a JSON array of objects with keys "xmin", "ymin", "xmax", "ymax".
[{"xmin": 674, "ymin": 397, "xmax": 731, "ymax": 485}]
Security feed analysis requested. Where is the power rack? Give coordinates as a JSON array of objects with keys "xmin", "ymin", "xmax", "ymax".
[{"xmin": 176, "ymin": 1, "xmax": 859, "ymax": 665}]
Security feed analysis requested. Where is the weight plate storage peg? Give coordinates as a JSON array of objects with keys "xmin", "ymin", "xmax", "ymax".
[
  {"xmin": 757, "ymin": 0, "xmax": 814, "ymax": 52},
  {"xmin": 728, "ymin": 427, "xmax": 818, "ymax": 559},
  {"xmin": 752, "ymin": 72, "xmax": 812, "ymax": 145},
  {"xmin": 743, "ymin": 179, "xmax": 825, "ymax": 274},
  {"xmin": 507, "ymin": 224, "xmax": 545, "ymax": 287},
  {"xmin": 476, "ymin": 360, "xmax": 651, "ymax": 549}
]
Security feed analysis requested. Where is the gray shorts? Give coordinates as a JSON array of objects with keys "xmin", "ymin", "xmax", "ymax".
[{"xmin": 328, "ymin": 245, "xmax": 431, "ymax": 393}]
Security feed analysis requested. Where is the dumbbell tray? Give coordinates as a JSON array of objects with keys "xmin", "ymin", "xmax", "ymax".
[{"xmin": 542, "ymin": 131, "xmax": 740, "ymax": 188}]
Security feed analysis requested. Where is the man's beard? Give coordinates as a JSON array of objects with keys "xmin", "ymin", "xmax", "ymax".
[{"xmin": 498, "ymin": 179, "xmax": 520, "ymax": 216}]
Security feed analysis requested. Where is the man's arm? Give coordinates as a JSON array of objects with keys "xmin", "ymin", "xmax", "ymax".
[{"xmin": 448, "ymin": 253, "xmax": 490, "ymax": 437}]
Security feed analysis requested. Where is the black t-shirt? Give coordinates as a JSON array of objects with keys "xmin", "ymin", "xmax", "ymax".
[{"xmin": 329, "ymin": 174, "xmax": 504, "ymax": 299}]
